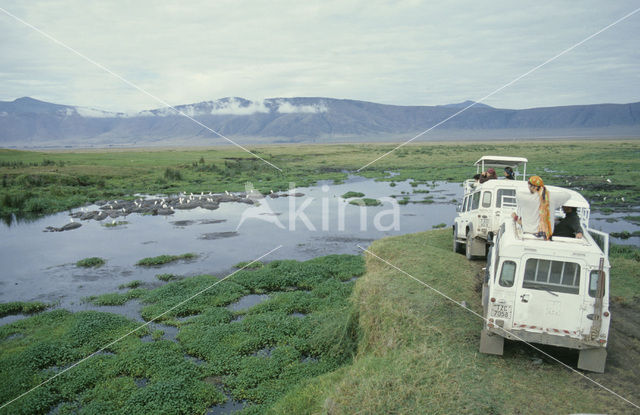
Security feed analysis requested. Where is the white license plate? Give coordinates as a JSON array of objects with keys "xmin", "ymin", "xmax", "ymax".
[{"xmin": 490, "ymin": 304, "xmax": 512, "ymax": 319}]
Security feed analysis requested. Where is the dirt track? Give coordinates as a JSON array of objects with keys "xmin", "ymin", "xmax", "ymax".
[{"xmin": 589, "ymin": 298, "xmax": 640, "ymax": 407}]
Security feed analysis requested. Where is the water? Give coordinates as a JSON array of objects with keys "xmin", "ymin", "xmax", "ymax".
[{"xmin": 0, "ymin": 176, "xmax": 636, "ymax": 313}]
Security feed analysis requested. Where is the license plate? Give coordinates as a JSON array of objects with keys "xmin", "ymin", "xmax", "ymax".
[{"xmin": 490, "ymin": 304, "xmax": 512, "ymax": 319}]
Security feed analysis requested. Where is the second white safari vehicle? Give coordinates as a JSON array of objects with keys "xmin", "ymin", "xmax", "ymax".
[{"xmin": 479, "ymin": 213, "xmax": 611, "ymax": 373}]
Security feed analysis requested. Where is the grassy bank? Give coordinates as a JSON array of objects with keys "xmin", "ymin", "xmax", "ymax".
[
  {"xmin": 272, "ymin": 229, "xmax": 640, "ymax": 414},
  {"xmin": 1, "ymin": 140, "xmax": 639, "ymax": 221}
]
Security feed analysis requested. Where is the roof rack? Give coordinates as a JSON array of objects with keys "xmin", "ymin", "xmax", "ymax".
[{"xmin": 475, "ymin": 156, "xmax": 528, "ymax": 180}]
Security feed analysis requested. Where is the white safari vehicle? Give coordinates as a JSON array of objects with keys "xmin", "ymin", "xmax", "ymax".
[
  {"xmin": 479, "ymin": 218, "xmax": 611, "ymax": 372},
  {"xmin": 453, "ymin": 156, "xmax": 528, "ymax": 259}
]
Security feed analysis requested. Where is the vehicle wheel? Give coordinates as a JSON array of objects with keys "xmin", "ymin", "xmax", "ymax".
[
  {"xmin": 452, "ymin": 228, "xmax": 463, "ymax": 254},
  {"xmin": 466, "ymin": 229, "xmax": 475, "ymax": 260}
]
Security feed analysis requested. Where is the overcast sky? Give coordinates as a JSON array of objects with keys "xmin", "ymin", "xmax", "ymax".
[{"xmin": 1, "ymin": 1, "xmax": 639, "ymax": 112}]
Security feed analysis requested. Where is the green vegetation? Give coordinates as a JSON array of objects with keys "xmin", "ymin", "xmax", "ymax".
[
  {"xmin": 102, "ymin": 221, "xmax": 128, "ymax": 228},
  {"xmin": 610, "ymin": 231, "xmax": 640, "ymax": 239},
  {"xmin": 432, "ymin": 222, "xmax": 447, "ymax": 228},
  {"xmin": 272, "ymin": 230, "xmax": 640, "ymax": 414},
  {"xmin": 0, "ymin": 301, "xmax": 49, "ymax": 318},
  {"xmin": 234, "ymin": 260, "xmax": 265, "ymax": 270},
  {"xmin": 75, "ymin": 257, "xmax": 105, "ymax": 268},
  {"xmin": 136, "ymin": 253, "xmax": 197, "ymax": 267},
  {"xmin": 623, "ymin": 215, "xmax": 640, "ymax": 225},
  {"xmin": 348, "ymin": 198, "xmax": 381, "ymax": 207},
  {"xmin": 118, "ymin": 280, "xmax": 143, "ymax": 290},
  {"xmin": 156, "ymin": 273, "xmax": 180, "ymax": 282},
  {"xmin": 610, "ymin": 244, "xmax": 640, "ymax": 304},
  {"xmin": 341, "ymin": 191, "xmax": 365, "ymax": 198},
  {"xmin": 0, "ymin": 255, "xmax": 365, "ymax": 414},
  {"xmin": 84, "ymin": 288, "xmax": 147, "ymax": 306},
  {"xmin": 3, "ymin": 140, "xmax": 638, "ymax": 222}
]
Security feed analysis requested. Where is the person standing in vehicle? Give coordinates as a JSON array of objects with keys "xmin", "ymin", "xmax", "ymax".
[{"xmin": 512, "ymin": 176, "xmax": 569, "ymax": 240}]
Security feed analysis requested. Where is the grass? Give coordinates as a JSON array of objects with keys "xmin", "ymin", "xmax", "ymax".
[
  {"xmin": 136, "ymin": 253, "xmax": 197, "ymax": 267},
  {"xmin": 156, "ymin": 273, "xmax": 180, "ymax": 282},
  {"xmin": 234, "ymin": 260, "xmax": 265, "ymax": 270},
  {"xmin": 341, "ymin": 191, "xmax": 365, "ymax": 198},
  {"xmin": 271, "ymin": 230, "xmax": 640, "ymax": 414},
  {"xmin": 432, "ymin": 222, "xmax": 447, "ymax": 228},
  {"xmin": 2, "ymin": 140, "xmax": 639, "ymax": 222},
  {"xmin": 118, "ymin": 280, "xmax": 143, "ymax": 290},
  {"xmin": 0, "ymin": 255, "xmax": 365, "ymax": 414},
  {"xmin": 348, "ymin": 198, "xmax": 381, "ymax": 207},
  {"xmin": 75, "ymin": 257, "xmax": 105, "ymax": 268},
  {"xmin": 0, "ymin": 301, "xmax": 49, "ymax": 318}
]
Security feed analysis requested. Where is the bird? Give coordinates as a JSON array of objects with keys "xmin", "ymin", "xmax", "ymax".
[
  {"xmin": 622, "ymin": 197, "xmax": 625, "ymax": 202},
  {"xmin": 606, "ymin": 179, "xmax": 611, "ymax": 183},
  {"xmin": 70, "ymin": 218, "xmax": 74, "ymax": 223},
  {"xmin": 225, "ymin": 190, "xmax": 229, "ymax": 196},
  {"xmin": 270, "ymin": 190, "xmax": 274, "ymax": 194}
]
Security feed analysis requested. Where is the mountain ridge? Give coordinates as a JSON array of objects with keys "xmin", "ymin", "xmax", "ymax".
[{"xmin": 0, "ymin": 96, "xmax": 638, "ymax": 147}]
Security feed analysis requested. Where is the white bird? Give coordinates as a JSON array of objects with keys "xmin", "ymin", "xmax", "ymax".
[
  {"xmin": 170, "ymin": 206, "xmax": 174, "ymax": 211},
  {"xmin": 201, "ymin": 192, "xmax": 204, "ymax": 196},
  {"xmin": 603, "ymin": 197, "xmax": 607, "ymax": 201},
  {"xmin": 606, "ymin": 179, "xmax": 611, "ymax": 183},
  {"xmin": 122, "ymin": 208, "xmax": 126, "ymax": 212},
  {"xmin": 270, "ymin": 190, "xmax": 274, "ymax": 194},
  {"xmin": 225, "ymin": 191, "xmax": 229, "ymax": 196},
  {"xmin": 112, "ymin": 220, "xmax": 115, "ymax": 225},
  {"xmin": 621, "ymin": 197, "xmax": 625, "ymax": 202},
  {"xmin": 154, "ymin": 200, "xmax": 158, "ymax": 206},
  {"xmin": 162, "ymin": 204, "xmax": 168, "ymax": 209},
  {"xmin": 70, "ymin": 218, "xmax": 74, "ymax": 223}
]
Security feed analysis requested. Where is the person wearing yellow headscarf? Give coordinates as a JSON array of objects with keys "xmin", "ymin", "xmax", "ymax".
[{"xmin": 512, "ymin": 175, "xmax": 570, "ymax": 240}]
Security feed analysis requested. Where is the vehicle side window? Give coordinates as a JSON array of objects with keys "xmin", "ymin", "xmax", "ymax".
[
  {"xmin": 496, "ymin": 189, "xmax": 516, "ymax": 208},
  {"xmin": 462, "ymin": 196, "xmax": 469, "ymax": 212},
  {"xmin": 523, "ymin": 258, "xmax": 580, "ymax": 294},
  {"xmin": 482, "ymin": 191, "xmax": 492, "ymax": 208},
  {"xmin": 499, "ymin": 261, "xmax": 516, "ymax": 287},
  {"xmin": 588, "ymin": 270, "xmax": 606, "ymax": 298},
  {"xmin": 471, "ymin": 192, "xmax": 480, "ymax": 210},
  {"xmin": 465, "ymin": 195, "xmax": 472, "ymax": 212}
]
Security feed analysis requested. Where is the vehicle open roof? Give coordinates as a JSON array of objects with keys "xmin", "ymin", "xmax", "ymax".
[{"xmin": 475, "ymin": 155, "xmax": 528, "ymax": 180}]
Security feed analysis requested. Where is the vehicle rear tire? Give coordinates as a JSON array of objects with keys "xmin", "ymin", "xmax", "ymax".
[
  {"xmin": 466, "ymin": 229, "xmax": 475, "ymax": 260},
  {"xmin": 453, "ymin": 228, "xmax": 463, "ymax": 254}
]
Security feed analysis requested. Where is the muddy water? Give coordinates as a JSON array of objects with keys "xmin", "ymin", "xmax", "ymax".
[{"xmin": 0, "ymin": 176, "xmax": 636, "ymax": 314}]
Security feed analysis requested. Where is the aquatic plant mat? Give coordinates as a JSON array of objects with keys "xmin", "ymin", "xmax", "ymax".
[{"xmin": 0, "ymin": 254, "xmax": 364, "ymax": 414}]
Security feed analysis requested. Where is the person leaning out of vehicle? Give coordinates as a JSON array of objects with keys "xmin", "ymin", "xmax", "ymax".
[{"xmin": 553, "ymin": 206, "xmax": 583, "ymax": 239}]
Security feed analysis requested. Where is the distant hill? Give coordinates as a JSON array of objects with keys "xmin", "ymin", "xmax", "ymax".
[{"xmin": 0, "ymin": 96, "xmax": 638, "ymax": 147}]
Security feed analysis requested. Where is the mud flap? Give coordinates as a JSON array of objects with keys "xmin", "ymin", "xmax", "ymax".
[
  {"xmin": 578, "ymin": 348, "xmax": 607, "ymax": 373},
  {"xmin": 480, "ymin": 329, "xmax": 504, "ymax": 355}
]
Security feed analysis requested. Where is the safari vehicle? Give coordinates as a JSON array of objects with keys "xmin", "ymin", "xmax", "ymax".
[
  {"xmin": 479, "ymin": 219, "xmax": 611, "ymax": 373},
  {"xmin": 453, "ymin": 156, "xmax": 528, "ymax": 259},
  {"xmin": 452, "ymin": 156, "xmax": 591, "ymax": 260}
]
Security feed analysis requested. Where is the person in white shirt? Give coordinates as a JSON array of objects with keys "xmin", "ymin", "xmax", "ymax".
[{"xmin": 512, "ymin": 175, "xmax": 569, "ymax": 240}]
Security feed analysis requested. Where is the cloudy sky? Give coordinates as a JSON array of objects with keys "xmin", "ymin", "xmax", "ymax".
[{"xmin": 1, "ymin": 0, "xmax": 639, "ymax": 112}]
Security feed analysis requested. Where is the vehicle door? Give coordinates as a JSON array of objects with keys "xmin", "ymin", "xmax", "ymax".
[{"xmin": 512, "ymin": 256, "xmax": 585, "ymax": 338}]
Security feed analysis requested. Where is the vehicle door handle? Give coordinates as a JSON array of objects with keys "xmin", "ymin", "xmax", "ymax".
[{"xmin": 520, "ymin": 294, "xmax": 530, "ymax": 303}]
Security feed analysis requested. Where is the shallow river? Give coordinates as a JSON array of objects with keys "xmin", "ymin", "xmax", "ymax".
[{"xmin": 0, "ymin": 176, "xmax": 637, "ymax": 322}]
